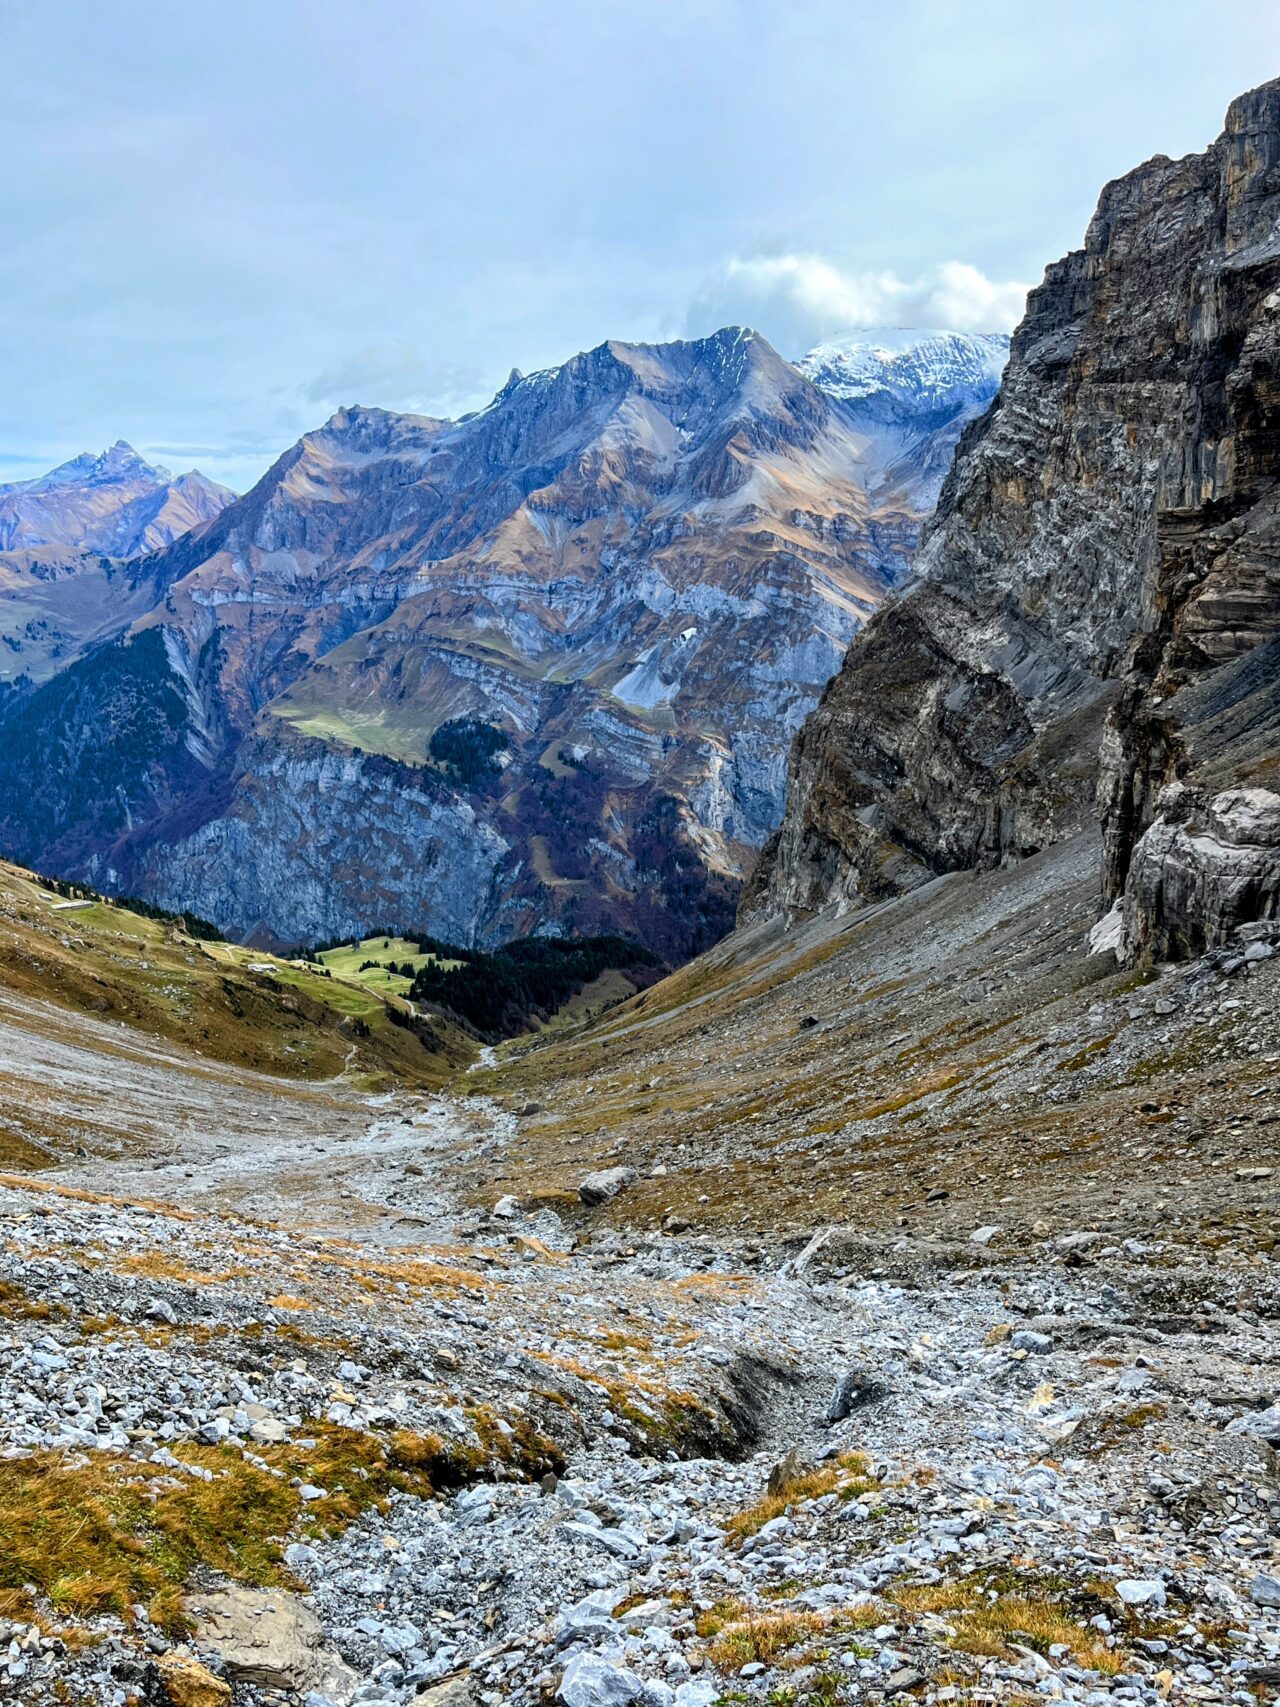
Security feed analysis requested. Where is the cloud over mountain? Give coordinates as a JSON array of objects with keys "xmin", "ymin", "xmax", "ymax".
[{"xmin": 686, "ymin": 252, "xmax": 1031, "ymax": 355}]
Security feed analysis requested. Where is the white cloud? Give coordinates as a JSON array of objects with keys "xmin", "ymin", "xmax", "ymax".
[
  {"xmin": 304, "ymin": 343, "xmax": 485, "ymax": 415},
  {"xmin": 686, "ymin": 252, "xmax": 1031, "ymax": 354}
]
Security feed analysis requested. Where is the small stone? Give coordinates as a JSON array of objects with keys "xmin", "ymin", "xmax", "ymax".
[
  {"xmin": 970, "ymin": 1225, "xmax": 1001, "ymax": 1246},
  {"xmin": 1011, "ymin": 1330, "xmax": 1053, "ymax": 1354},
  {"xmin": 1117, "ymin": 1579, "xmax": 1165, "ymax": 1608},
  {"xmin": 1056, "ymin": 1230, "xmax": 1103, "ymax": 1252},
  {"xmin": 766, "ymin": 1449, "xmax": 813, "ymax": 1497},
  {"xmin": 153, "ymin": 1652, "xmax": 232, "ymax": 1707},
  {"xmin": 673, "ymin": 1686, "xmax": 718, "ymax": 1707},
  {"xmin": 1250, "ymin": 1573, "xmax": 1280, "ymax": 1609}
]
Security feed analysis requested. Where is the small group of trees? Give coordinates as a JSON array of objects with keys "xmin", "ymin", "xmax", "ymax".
[
  {"xmin": 34, "ymin": 871, "xmax": 224, "ymax": 940},
  {"xmin": 427, "ymin": 718, "xmax": 509, "ymax": 786},
  {"xmin": 405, "ymin": 933, "xmax": 660, "ymax": 1041}
]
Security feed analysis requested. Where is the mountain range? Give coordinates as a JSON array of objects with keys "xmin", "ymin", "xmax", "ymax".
[{"xmin": 0, "ymin": 327, "xmax": 1006, "ymax": 956}]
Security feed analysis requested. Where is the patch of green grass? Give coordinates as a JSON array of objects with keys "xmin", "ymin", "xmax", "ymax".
[{"xmin": 0, "ymin": 1419, "xmax": 552, "ymax": 1636}]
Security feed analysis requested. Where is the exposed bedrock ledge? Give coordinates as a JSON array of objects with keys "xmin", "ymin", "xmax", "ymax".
[{"xmin": 1120, "ymin": 785, "xmax": 1280, "ymax": 964}]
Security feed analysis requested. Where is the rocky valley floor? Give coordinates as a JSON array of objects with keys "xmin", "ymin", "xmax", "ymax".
[{"xmin": 0, "ymin": 837, "xmax": 1277, "ymax": 1707}]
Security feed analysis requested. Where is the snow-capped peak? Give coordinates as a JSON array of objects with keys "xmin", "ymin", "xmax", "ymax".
[{"xmin": 797, "ymin": 328, "xmax": 1009, "ymax": 416}]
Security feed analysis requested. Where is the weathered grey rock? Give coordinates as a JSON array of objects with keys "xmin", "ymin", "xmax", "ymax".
[
  {"xmin": 578, "ymin": 1167, "xmax": 637, "ymax": 1206},
  {"xmin": 1226, "ymin": 1402, "xmax": 1280, "ymax": 1445},
  {"xmin": 825, "ymin": 1367, "xmax": 884, "ymax": 1424},
  {"xmin": 1116, "ymin": 1579, "xmax": 1166, "ymax": 1608},
  {"xmin": 1121, "ymin": 787, "xmax": 1280, "ymax": 964},
  {"xmin": 1011, "ymin": 1330, "xmax": 1053, "ymax": 1354},
  {"xmin": 1251, "ymin": 1574, "xmax": 1280, "ymax": 1609},
  {"xmin": 1056, "ymin": 1231, "xmax": 1103, "ymax": 1253},
  {"xmin": 745, "ymin": 78, "xmax": 1280, "ymax": 966},
  {"xmin": 557, "ymin": 1651, "xmax": 647, "ymax": 1707},
  {"xmin": 185, "ymin": 1585, "xmax": 358, "ymax": 1699}
]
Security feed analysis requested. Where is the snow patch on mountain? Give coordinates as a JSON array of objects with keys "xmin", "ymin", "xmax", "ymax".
[{"xmin": 798, "ymin": 328, "xmax": 1009, "ymax": 417}]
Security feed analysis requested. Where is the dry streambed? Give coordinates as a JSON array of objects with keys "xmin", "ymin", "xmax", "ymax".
[{"xmin": 1, "ymin": 1125, "xmax": 1278, "ymax": 1707}]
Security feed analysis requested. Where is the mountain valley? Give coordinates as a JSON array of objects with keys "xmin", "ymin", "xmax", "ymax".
[{"xmin": 0, "ymin": 68, "xmax": 1277, "ymax": 1707}]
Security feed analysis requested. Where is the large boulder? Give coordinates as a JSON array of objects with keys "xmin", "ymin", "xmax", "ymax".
[
  {"xmin": 558, "ymin": 1652, "xmax": 668, "ymax": 1707},
  {"xmin": 578, "ymin": 1167, "xmax": 637, "ymax": 1206},
  {"xmin": 184, "ymin": 1584, "xmax": 357, "ymax": 1700},
  {"xmin": 1121, "ymin": 786, "xmax": 1280, "ymax": 963}
]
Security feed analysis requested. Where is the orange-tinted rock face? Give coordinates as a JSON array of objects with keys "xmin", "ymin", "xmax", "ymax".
[{"xmin": 0, "ymin": 329, "xmax": 1001, "ymax": 954}]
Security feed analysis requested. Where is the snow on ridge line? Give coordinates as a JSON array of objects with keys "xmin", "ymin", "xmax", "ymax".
[{"xmin": 797, "ymin": 328, "xmax": 1010, "ymax": 412}]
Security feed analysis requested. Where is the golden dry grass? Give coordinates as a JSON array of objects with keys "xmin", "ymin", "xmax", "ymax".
[
  {"xmin": 890, "ymin": 1577, "xmax": 1124, "ymax": 1673},
  {"xmin": 696, "ymin": 1596, "xmax": 879, "ymax": 1674},
  {"xmin": 725, "ymin": 1451, "xmax": 875, "ymax": 1540},
  {"xmin": 0, "ymin": 1422, "xmax": 533, "ymax": 1636}
]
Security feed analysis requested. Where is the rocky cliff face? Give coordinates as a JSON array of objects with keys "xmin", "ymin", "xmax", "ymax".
[
  {"xmin": 747, "ymin": 80, "xmax": 1280, "ymax": 964},
  {"xmin": 0, "ymin": 329, "xmax": 1001, "ymax": 954}
]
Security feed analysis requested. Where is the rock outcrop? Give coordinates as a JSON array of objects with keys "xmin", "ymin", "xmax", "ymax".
[
  {"xmin": 747, "ymin": 79, "xmax": 1280, "ymax": 964},
  {"xmin": 1120, "ymin": 784, "xmax": 1280, "ymax": 962}
]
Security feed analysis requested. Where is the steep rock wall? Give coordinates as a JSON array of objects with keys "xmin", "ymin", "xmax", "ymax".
[{"xmin": 747, "ymin": 79, "xmax": 1280, "ymax": 963}]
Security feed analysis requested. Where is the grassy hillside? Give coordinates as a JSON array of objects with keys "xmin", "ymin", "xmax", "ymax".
[
  {"xmin": 457, "ymin": 833, "xmax": 1280, "ymax": 1256},
  {"xmin": 0, "ymin": 863, "xmax": 472, "ymax": 1163},
  {"xmin": 312, "ymin": 935, "xmax": 461, "ymax": 999}
]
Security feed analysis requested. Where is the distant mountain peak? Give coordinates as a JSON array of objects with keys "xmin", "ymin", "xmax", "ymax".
[
  {"xmin": 0, "ymin": 441, "xmax": 233, "ymax": 555},
  {"xmin": 42, "ymin": 440, "xmax": 171, "ymax": 488},
  {"xmin": 798, "ymin": 328, "xmax": 1010, "ymax": 415}
]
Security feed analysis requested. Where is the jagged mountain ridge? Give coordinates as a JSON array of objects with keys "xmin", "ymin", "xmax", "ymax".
[
  {"xmin": 748, "ymin": 81, "xmax": 1280, "ymax": 964},
  {"xmin": 0, "ymin": 444, "xmax": 236, "ymax": 693},
  {"xmin": 0, "ymin": 326, "xmax": 1003, "ymax": 955},
  {"xmin": 798, "ymin": 328, "xmax": 1010, "ymax": 414},
  {"xmin": 0, "ymin": 441, "xmax": 233, "ymax": 557},
  {"xmin": 799, "ymin": 328, "xmax": 1009, "ymax": 510}
]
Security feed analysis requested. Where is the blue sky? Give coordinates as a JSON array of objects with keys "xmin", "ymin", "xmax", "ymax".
[{"xmin": 2, "ymin": 1, "xmax": 1276, "ymax": 491}]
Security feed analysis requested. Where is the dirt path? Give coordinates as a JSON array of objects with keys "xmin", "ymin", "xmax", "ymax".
[{"xmin": 0, "ymin": 980, "xmax": 507, "ymax": 1242}]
